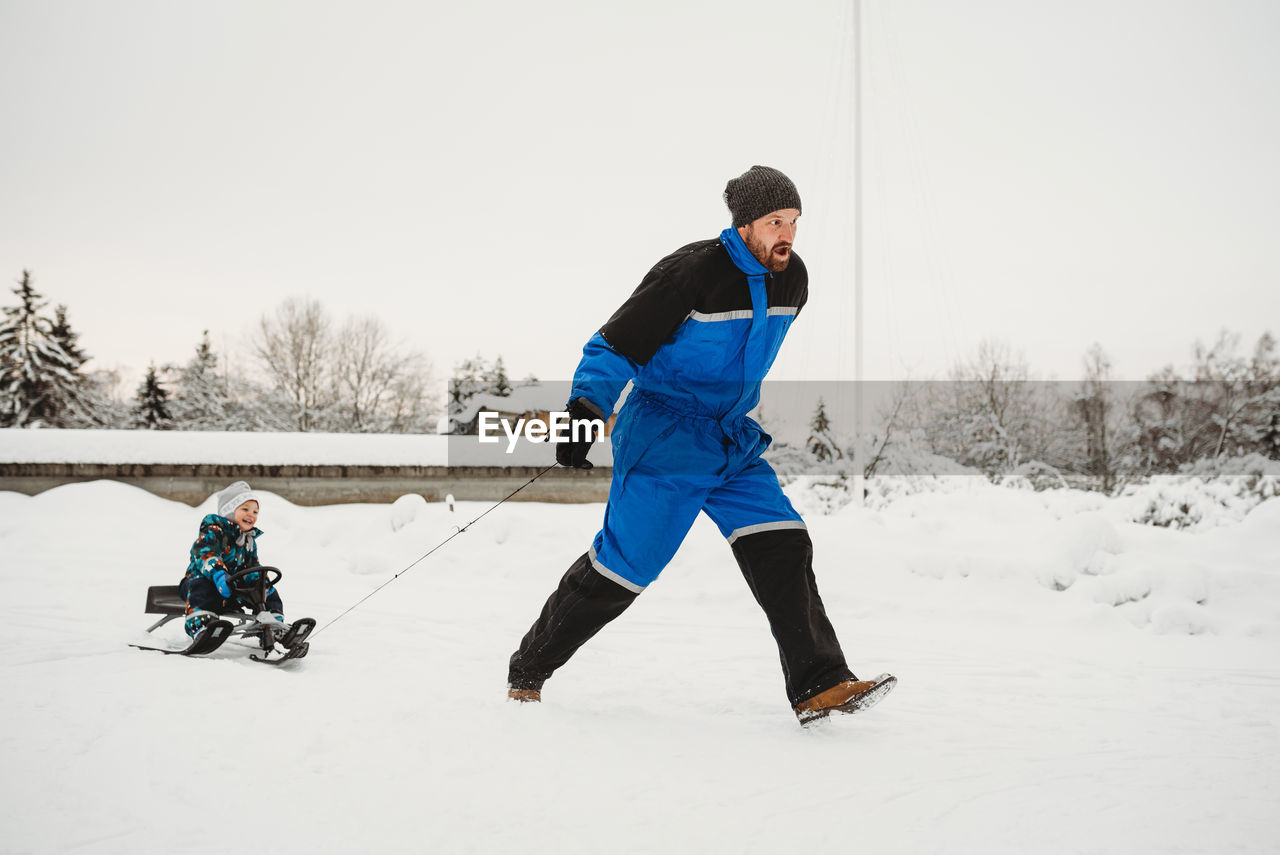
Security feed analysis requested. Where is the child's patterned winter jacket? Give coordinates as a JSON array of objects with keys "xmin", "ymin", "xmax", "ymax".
[{"xmin": 185, "ymin": 513, "xmax": 263, "ymax": 583}]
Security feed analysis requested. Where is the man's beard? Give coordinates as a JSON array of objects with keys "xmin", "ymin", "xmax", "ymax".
[{"xmin": 743, "ymin": 229, "xmax": 792, "ymax": 273}]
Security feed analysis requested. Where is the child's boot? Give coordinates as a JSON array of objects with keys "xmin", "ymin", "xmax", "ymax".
[{"xmin": 184, "ymin": 610, "xmax": 218, "ymax": 639}]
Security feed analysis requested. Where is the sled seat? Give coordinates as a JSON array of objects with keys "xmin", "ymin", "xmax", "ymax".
[
  {"xmin": 143, "ymin": 585, "xmax": 186, "ymax": 633},
  {"xmin": 146, "ymin": 585, "xmax": 186, "ymax": 616}
]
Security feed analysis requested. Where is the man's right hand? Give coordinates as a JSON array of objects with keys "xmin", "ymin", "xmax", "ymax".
[{"xmin": 556, "ymin": 398, "xmax": 602, "ymax": 470}]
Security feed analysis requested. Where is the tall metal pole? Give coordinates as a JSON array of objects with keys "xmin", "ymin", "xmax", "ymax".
[{"xmin": 852, "ymin": 0, "xmax": 866, "ymax": 508}]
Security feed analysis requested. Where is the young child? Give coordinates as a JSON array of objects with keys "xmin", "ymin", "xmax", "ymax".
[{"xmin": 179, "ymin": 480, "xmax": 287, "ymax": 639}]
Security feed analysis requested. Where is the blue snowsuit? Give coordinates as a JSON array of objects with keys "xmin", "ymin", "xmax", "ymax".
[
  {"xmin": 570, "ymin": 226, "xmax": 807, "ymax": 591},
  {"xmin": 510, "ymin": 226, "xmax": 854, "ymax": 706},
  {"xmin": 180, "ymin": 514, "xmax": 282, "ymax": 636}
]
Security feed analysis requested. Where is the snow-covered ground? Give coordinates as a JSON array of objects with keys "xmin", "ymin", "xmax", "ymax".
[{"xmin": 2, "ymin": 479, "xmax": 1278, "ymax": 854}]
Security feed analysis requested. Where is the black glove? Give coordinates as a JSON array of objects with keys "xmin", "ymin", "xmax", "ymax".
[{"xmin": 556, "ymin": 398, "xmax": 602, "ymax": 470}]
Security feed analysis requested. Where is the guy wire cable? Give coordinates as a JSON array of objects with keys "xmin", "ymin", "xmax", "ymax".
[{"xmin": 310, "ymin": 463, "xmax": 560, "ymax": 639}]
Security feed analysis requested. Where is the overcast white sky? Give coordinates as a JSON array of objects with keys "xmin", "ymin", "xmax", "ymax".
[{"xmin": 2, "ymin": 0, "xmax": 1277, "ymax": 396}]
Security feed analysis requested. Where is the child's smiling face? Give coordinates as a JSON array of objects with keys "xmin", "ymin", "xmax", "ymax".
[{"xmin": 231, "ymin": 501, "xmax": 259, "ymax": 532}]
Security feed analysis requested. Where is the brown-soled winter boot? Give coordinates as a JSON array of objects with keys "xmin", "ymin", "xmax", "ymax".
[
  {"xmin": 508, "ymin": 688, "xmax": 541, "ymax": 703},
  {"xmin": 794, "ymin": 673, "xmax": 897, "ymax": 725}
]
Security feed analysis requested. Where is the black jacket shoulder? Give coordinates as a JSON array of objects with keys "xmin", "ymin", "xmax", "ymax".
[{"xmin": 599, "ymin": 238, "xmax": 809, "ymax": 366}]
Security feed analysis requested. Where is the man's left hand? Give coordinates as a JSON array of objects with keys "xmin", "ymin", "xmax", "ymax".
[{"xmin": 556, "ymin": 398, "xmax": 602, "ymax": 470}]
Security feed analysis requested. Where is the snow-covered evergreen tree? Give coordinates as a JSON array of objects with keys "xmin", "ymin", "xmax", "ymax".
[
  {"xmin": 49, "ymin": 305, "xmax": 87, "ymax": 370},
  {"xmin": 170, "ymin": 331, "xmax": 232, "ymax": 429},
  {"xmin": 806, "ymin": 397, "xmax": 842, "ymax": 464},
  {"xmin": 44, "ymin": 303, "xmax": 102, "ymax": 426},
  {"xmin": 133, "ymin": 364, "xmax": 174, "ymax": 429},
  {"xmin": 489, "ymin": 356, "xmax": 512, "ymax": 397},
  {"xmin": 224, "ymin": 378, "xmax": 295, "ymax": 431},
  {"xmin": 80, "ymin": 367, "xmax": 134, "ymax": 428},
  {"xmin": 449, "ymin": 354, "xmax": 524, "ymax": 417},
  {"xmin": 449, "ymin": 354, "xmax": 489, "ymax": 416},
  {"xmin": 0, "ymin": 271, "xmax": 90, "ymax": 427}
]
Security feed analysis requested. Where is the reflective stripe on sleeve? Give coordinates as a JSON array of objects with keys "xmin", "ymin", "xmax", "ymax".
[
  {"xmin": 687, "ymin": 309, "xmax": 753, "ymax": 323},
  {"xmin": 686, "ymin": 306, "xmax": 798, "ymax": 323}
]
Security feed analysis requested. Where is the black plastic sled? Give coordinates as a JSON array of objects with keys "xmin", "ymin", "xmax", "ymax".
[{"xmin": 132, "ymin": 565, "xmax": 315, "ymax": 665}]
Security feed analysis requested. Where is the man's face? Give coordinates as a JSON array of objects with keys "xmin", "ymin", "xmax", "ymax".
[{"xmin": 738, "ymin": 208, "xmax": 800, "ymax": 273}]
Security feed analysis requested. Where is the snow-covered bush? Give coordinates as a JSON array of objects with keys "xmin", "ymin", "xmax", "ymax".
[
  {"xmin": 1178, "ymin": 452, "xmax": 1280, "ymax": 482},
  {"xmin": 863, "ymin": 473, "xmax": 981, "ymax": 510},
  {"xmin": 1122, "ymin": 454, "xmax": 1280, "ymax": 529},
  {"xmin": 782, "ymin": 474, "xmax": 857, "ymax": 516},
  {"xmin": 997, "ymin": 460, "xmax": 1069, "ymax": 492},
  {"xmin": 771, "ymin": 438, "xmax": 985, "ymax": 514}
]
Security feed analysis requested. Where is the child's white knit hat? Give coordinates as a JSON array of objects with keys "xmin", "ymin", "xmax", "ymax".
[{"xmin": 217, "ymin": 481, "xmax": 260, "ymax": 519}]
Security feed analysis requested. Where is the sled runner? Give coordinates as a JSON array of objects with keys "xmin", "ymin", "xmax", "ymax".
[{"xmin": 133, "ymin": 565, "xmax": 315, "ymax": 665}]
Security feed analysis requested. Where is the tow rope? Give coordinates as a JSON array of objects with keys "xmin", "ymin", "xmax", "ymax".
[{"xmin": 311, "ymin": 464, "xmax": 559, "ymax": 638}]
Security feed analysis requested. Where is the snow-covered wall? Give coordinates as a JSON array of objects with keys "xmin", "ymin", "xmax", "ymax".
[
  {"xmin": 0, "ymin": 428, "xmax": 450, "ymax": 466},
  {"xmin": 0, "ymin": 429, "xmax": 613, "ymax": 505},
  {"xmin": 0, "ymin": 428, "xmax": 616, "ymax": 468}
]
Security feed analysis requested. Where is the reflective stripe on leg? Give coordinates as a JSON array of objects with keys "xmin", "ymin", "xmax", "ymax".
[
  {"xmin": 587, "ymin": 546, "xmax": 645, "ymax": 593},
  {"xmin": 726, "ymin": 520, "xmax": 808, "ymax": 546}
]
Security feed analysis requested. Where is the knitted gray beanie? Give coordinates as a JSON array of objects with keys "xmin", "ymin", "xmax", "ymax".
[
  {"xmin": 217, "ymin": 481, "xmax": 259, "ymax": 519},
  {"xmin": 723, "ymin": 166, "xmax": 802, "ymax": 227}
]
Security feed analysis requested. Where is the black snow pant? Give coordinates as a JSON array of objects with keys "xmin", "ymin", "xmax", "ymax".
[
  {"xmin": 180, "ymin": 574, "xmax": 284, "ymax": 617},
  {"xmin": 507, "ymin": 552, "xmax": 639, "ymax": 692},
  {"xmin": 508, "ymin": 528, "xmax": 853, "ymax": 706}
]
